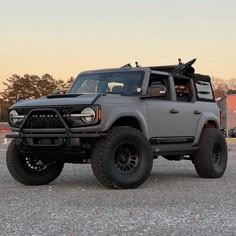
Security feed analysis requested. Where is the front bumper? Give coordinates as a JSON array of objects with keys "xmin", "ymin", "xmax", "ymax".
[
  {"xmin": 6, "ymin": 107, "xmax": 107, "ymax": 162},
  {"xmin": 6, "ymin": 130, "xmax": 107, "ymax": 163}
]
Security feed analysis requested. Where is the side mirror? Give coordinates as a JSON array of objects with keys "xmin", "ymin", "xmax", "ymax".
[{"xmin": 147, "ymin": 85, "xmax": 167, "ymax": 97}]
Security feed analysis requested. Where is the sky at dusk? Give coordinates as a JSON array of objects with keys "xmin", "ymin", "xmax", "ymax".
[{"xmin": 0, "ymin": 0, "xmax": 236, "ymax": 91}]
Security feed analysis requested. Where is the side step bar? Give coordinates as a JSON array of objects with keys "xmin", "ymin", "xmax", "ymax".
[{"xmin": 152, "ymin": 144, "xmax": 199, "ymax": 156}]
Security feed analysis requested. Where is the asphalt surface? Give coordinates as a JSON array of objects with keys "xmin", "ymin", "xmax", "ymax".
[{"xmin": 0, "ymin": 132, "xmax": 235, "ymax": 236}]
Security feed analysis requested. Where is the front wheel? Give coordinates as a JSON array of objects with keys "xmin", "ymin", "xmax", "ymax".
[
  {"xmin": 6, "ymin": 139, "xmax": 64, "ymax": 185},
  {"xmin": 91, "ymin": 126, "xmax": 153, "ymax": 189},
  {"xmin": 193, "ymin": 128, "xmax": 228, "ymax": 178}
]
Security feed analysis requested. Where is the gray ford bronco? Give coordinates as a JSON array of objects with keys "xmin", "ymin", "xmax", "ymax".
[{"xmin": 6, "ymin": 59, "xmax": 228, "ymax": 189}]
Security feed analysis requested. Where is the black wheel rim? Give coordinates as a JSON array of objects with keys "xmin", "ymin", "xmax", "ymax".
[
  {"xmin": 212, "ymin": 143, "xmax": 221, "ymax": 165},
  {"xmin": 114, "ymin": 143, "xmax": 139, "ymax": 173},
  {"xmin": 24, "ymin": 157, "xmax": 48, "ymax": 171}
]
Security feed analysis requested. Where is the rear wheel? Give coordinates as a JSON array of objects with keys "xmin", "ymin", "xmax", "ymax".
[
  {"xmin": 193, "ymin": 128, "xmax": 228, "ymax": 178},
  {"xmin": 6, "ymin": 139, "xmax": 64, "ymax": 185},
  {"xmin": 91, "ymin": 126, "xmax": 153, "ymax": 189}
]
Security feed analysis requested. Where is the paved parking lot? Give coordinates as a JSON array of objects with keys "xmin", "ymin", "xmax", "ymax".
[{"xmin": 0, "ymin": 132, "xmax": 235, "ymax": 236}]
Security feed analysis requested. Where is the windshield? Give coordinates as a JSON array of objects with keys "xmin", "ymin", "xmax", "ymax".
[{"xmin": 69, "ymin": 71, "xmax": 144, "ymax": 95}]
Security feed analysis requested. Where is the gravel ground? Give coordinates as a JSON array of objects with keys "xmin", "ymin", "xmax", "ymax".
[{"xmin": 0, "ymin": 136, "xmax": 235, "ymax": 236}]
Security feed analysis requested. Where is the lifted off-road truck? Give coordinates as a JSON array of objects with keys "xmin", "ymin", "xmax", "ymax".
[{"xmin": 6, "ymin": 59, "xmax": 228, "ymax": 189}]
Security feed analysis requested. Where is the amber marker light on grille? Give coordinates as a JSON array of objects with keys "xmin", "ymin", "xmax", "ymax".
[{"xmin": 98, "ymin": 108, "xmax": 101, "ymax": 121}]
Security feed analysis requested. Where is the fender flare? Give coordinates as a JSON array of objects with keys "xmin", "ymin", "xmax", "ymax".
[
  {"xmin": 103, "ymin": 111, "xmax": 149, "ymax": 138},
  {"xmin": 193, "ymin": 113, "xmax": 220, "ymax": 145}
]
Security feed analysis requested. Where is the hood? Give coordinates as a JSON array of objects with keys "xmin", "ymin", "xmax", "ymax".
[{"xmin": 10, "ymin": 94, "xmax": 103, "ymax": 108}]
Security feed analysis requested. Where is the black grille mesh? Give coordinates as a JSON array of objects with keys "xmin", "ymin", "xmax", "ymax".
[{"xmin": 23, "ymin": 110, "xmax": 66, "ymax": 129}]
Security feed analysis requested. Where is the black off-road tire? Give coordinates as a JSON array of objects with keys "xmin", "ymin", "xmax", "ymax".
[
  {"xmin": 6, "ymin": 139, "xmax": 64, "ymax": 185},
  {"xmin": 91, "ymin": 126, "xmax": 153, "ymax": 189},
  {"xmin": 193, "ymin": 128, "xmax": 228, "ymax": 178}
]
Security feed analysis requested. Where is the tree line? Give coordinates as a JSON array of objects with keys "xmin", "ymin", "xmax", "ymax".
[
  {"xmin": 1, "ymin": 74, "xmax": 236, "ymax": 104},
  {"xmin": 1, "ymin": 74, "xmax": 74, "ymax": 103},
  {"xmin": 1, "ymin": 73, "xmax": 234, "ymax": 122}
]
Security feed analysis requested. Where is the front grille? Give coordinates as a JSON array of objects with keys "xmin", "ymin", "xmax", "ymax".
[
  {"xmin": 15, "ymin": 105, "xmax": 97, "ymax": 129},
  {"xmin": 23, "ymin": 110, "xmax": 66, "ymax": 129}
]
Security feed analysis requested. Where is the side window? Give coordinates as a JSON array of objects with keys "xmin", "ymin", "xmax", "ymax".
[
  {"xmin": 195, "ymin": 80, "xmax": 214, "ymax": 101},
  {"xmin": 173, "ymin": 77, "xmax": 192, "ymax": 102},
  {"xmin": 148, "ymin": 74, "xmax": 169, "ymax": 99}
]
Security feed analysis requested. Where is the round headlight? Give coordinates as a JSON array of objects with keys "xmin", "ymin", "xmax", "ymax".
[
  {"xmin": 9, "ymin": 110, "xmax": 18, "ymax": 124},
  {"xmin": 81, "ymin": 108, "xmax": 96, "ymax": 123}
]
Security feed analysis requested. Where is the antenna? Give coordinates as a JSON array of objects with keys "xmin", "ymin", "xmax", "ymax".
[{"xmin": 178, "ymin": 58, "xmax": 182, "ymax": 65}]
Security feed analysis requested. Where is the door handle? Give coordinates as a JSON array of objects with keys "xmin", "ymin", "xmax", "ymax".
[
  {"xmin": 194, "ymin": 110, "xmax": 202, "ymax": 115},
  {"xmin": 170, "ymin": 108, "xmax": 179, "ymax": 114}
]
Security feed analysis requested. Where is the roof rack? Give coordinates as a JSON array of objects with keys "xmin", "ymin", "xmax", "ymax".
[
  {"xmin": 120, "ymin": 58, "xmax": 197, "ymax": 76},
  {"xmin": 149, "ymin": 58, "xmax": 196, "ymax": 76}
]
